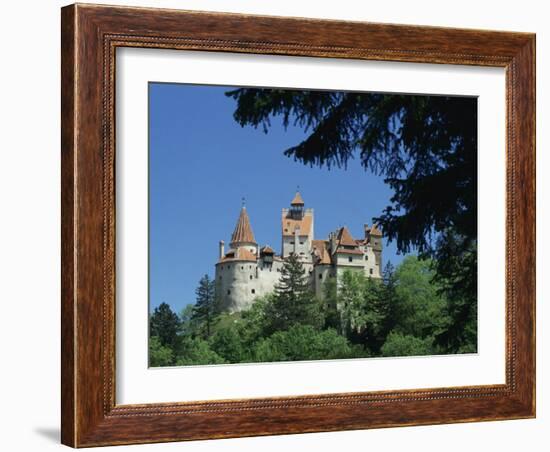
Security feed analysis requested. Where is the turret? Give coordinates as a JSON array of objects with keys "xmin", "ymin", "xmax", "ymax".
[
  {"xmin": 365, "ymin": 222, "xmax": 383, "ymax": 269},
  {"xmin": 281, "ymin": 190, "xmax": 314, "ymax": 260},
  {"xmin": 219, "ymin": 240, "xmax": 225, "ymax": 260},
  {"xmin": 289, "ymin": 191, "xmax": 305, "ymax": 219}
]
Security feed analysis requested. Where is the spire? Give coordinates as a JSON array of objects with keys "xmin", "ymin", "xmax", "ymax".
[
  {"xmin": 230, "ymin": 205, "xmax": 256, "ymax": 245},
  {"xmin": 290, "ymin": 191, "xmax": 304, "ymax": 206}
]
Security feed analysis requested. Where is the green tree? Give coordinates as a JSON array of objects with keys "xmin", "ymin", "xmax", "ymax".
[
  {"xmin": 338, "ymin": 270, "xmax": 367, "ymax": 337},
  {"xmin": 226, "ymin": 88, "xmax": 478, "ymax": 342},
  {"xmin": 381, "ymin": 331, "xmax": 434, "ymax": 357},
  {"xmin": 380, "ymin": 262, "xmax": 398, "ymax": 336},
  {"xmin": 264, "ymin": 253, "xmax": 323, "ymax": 333},
  {"xmin": 393, "ymin": 256, "xmax": 448, "ymax": 339},
  {"xmin": 179, "ymin": 303, "xmax": 202, "ymax": 338},
  {"xmin": 174, "ymin": 336, "xmax": 226, "ymax": 366},
  {"xmin": 338, "ymin": 270, "xmax": 388, "ymax": 353},
  {"xmin": 209, "ymin": 322, "xmax": 246, "ymax": 363},
  {"xmin": 191, "ymin": 274, "xmax": 217, "ymax": 338},
  {"xmin": 237, "ymin": 294, "xmax": 270, "ymax": 346},
  {"xmin": 321, "ymin": 275, "xmax": 340, "ymax": 330},
  {"xmin": 148, "ymin": 336, "xmax": 174, "ymax": 367},
  {"xmin": 432, "ymin": 231, "xmax": 477, "ymax": 353},
  {"xmin": 252, "ymin": 325, "xmax": 363, "ymax": 362},
  {"xmin": 149, "ymin": 302, "xmax": 181, "ymax": 349}
]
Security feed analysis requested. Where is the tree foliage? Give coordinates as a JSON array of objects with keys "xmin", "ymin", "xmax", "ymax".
[
  {"xmin": 149, "ymin": 256, "xmax": 476, "ymax": 367},
  {"xmin": 393, "ymin": 256, "xmax": 448, "ymax": 338},
  {"xmin": 252, "ymin": 325, "xmax": 362, "ymax": 363},
  {"xmin": 174, "ymin": 336, "xmax": 225, "ymax": 366},
  {"xmin": 191, "ymin": 274, "xmax": 217, "ymax": 338},
  {"xmin": 149, "ymin": 336, "xmax": 174, "ymax": 367},
  {"xmin": 264, "ymin": 253, "xmax": 323, "ymax": 333},
  {"xmin": 149, "ymin": 302, "xmax": 181, "ymax": 349},
  {"xmin": 380, "ymin": 332, "xmax": 434, "ymax": 357}
]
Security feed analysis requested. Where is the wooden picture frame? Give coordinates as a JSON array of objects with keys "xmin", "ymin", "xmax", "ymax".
[{"xmin": 61, "ymin": 3, "xmax": 535, "ymax": 447}]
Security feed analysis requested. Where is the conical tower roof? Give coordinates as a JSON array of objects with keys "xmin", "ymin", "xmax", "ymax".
[
  {"xmin": 230, "ymin": 206, "xmax": 256, "ymax": 245},
  {"xmin": 290, "ymin": 191, "xmax": 305, "ymax": 206}
]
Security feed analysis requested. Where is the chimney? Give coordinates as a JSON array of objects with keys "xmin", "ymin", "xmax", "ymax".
[{"xmin": 219, "ymin": 240, "xmax": 225, "ymax": 260}]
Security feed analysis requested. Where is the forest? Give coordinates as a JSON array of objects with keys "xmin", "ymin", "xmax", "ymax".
[{"xmin": 149, "ymin": 253, "xmax": 477, "ymax": 367}]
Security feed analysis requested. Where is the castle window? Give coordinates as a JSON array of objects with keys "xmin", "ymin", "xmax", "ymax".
[
  {"xmin": 290, "ymin": 241, "xmax": 295, "ymax": 245},
  {"xmin": 300, "ymin": 252, "xmax": 304, "ymax": 255},
  {"xmin": 365, "ymin": 255, "xmax": 368, "ymax": 260},
  {"xmin": 319, "ymin": 273, "xmax": 323, "ymax": 280},
  {"xmin": 369, "ymin": 269, "xmax": 373, "ymax": 275},
  {"xmin": 348, "ymin": 256, "xmax": 353, "ymax": 263},
  {"xmin": 241, "ymin": 266, "xmax": 244, "ymax": 270},
  {"xmin": 250, "ymin": 275, "xmax": 253, "ymax": 280},
  {"xmin": 251, "ymin": 289, "xmax": 255, "ymax": 294},
  {"xmin": 227, "ymin": 290, "xmax": 231, "ymax": 295},
  {"xmin": 299, "ymin": 241, "xmax": 304, "ymax": 245}
]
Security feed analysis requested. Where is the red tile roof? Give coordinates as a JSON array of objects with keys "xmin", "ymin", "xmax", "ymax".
[
  {"xmin": 230, "ymin": 207, "xmax": 256, "ymax": 245},
  {"xmin": 336, "ymin": 226, "xmax": 357, "ymax": 247},
  {"xmin": 312, "ymin": 239, "xmax": 332, "ymax": 264},
  {"xmin": 219, "ymin": 247, "xmax": 257, "ymax": 263}
]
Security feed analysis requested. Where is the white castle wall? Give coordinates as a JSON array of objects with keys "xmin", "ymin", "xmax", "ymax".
[
  {"xmin": 313, "ymin": 264, "xmax": 333, "ymax": 298},
  {"xmin": 216, "ymin": 257, "xmax": 284, "ymax": 313},
  {"xmin": 254, "ymin": 259, "xmax": 284, "ymax": 299},
  {"xmin": 362, "ymin": 246, "xmax": 381, "ymax": 278}
]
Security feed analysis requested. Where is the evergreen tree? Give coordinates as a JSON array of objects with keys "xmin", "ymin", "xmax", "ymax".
[
  {"xmin": 264, "ymin": 253, "xmax": 323, "ymax": 333},
  {"xmin": 191, "ymin": 274, "xmax": 217, "ymax": 338},
  {"xmin": 149, "ymin": 302, "xmax": 181, "ymax": 349}
]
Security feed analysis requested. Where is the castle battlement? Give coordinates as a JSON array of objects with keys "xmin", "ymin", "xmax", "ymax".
[{"xmin": 215, "ymin": 192, "xmax": 383, "ymax": 313}]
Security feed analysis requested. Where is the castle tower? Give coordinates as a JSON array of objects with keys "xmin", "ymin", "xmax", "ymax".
[
  {"xmin": 215, "ymin": 204, "xmax": 260, "ymax": 313},
  {"xmin": 281, "ymin": 191, "xmax": 314, "ymax": 261},
  {"xmin": 365, "ymin": 223, "xmax": 383, "ymax": 269},
  {"xmin": 230, "ymin": 205, "xmax": 258, "ymax": 255}
]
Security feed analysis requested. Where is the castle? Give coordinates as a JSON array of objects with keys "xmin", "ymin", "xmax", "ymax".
[{"xmin": 215, "ymin": 192, "xmax": 383, "ymax": 313}]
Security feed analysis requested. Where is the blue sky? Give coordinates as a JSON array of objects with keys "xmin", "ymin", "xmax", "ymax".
[{"xmin": 149, "ymin": 83, "xmax": 406, "ymax": 314}]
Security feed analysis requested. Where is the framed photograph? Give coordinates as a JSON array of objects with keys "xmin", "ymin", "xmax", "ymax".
[{"xmin": 61, "ymin": 3, "xmax": 535, "ymax": 447}]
